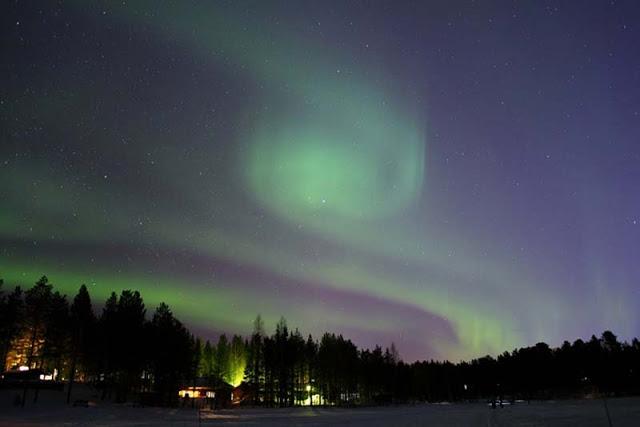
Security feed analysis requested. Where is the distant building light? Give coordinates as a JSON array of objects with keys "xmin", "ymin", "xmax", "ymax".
[
  {"xmin": 18, "ymin": 366, "xmax": 29, "ymax": 371},
  {"xmin": 178, "ymin": 389, "xmax": 195, "ymax": 398},
  {"xmin": 306, "ymin": 385, "xmax": 311, "ymax": 392},
  {"xmin": 178, "ymin": 387, "xmax": 213, "ymax": 399}
]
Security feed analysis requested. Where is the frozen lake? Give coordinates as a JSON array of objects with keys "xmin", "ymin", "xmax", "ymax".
[{"xmin": 1, "ymin": 397, "xmax": 639, "ymax": 426}]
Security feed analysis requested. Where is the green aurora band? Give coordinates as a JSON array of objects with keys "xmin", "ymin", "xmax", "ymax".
[{"xmin": 2, "ymin": 1, "xmax": 619, "ymax": 362}]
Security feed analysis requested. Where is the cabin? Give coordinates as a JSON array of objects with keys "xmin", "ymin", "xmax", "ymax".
[{"xmin": 177, "ymin": 378, "xmax": 233, "ymax": 409}]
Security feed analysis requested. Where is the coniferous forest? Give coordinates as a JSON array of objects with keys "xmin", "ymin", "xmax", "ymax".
[{"xmin": 1, "ymin": 276, "xmax": 639, "ymax": 407}]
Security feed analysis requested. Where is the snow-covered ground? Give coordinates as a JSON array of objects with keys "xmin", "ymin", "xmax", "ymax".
[
  {"xmin": 198, "ymin": 399, "xmax": 640, "ymax": 426},
  {"xmin": 2, "ymin": 389, "xmax": 639, "ymax": 426}
]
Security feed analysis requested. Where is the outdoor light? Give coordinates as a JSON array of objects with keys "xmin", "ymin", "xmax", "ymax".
[{"xmin": 306, "ymin": 385, "xmax": 311, "ymax": 392}]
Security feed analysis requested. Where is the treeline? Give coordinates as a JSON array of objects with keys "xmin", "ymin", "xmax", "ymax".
[
  {"xmin": 2, "ymin": 276, "xmax": 640, "ymax": 407},
  {"xmin": 237, "ymin": 318, "xmax": 640, "ymax": 405},
  {"xmin": 0, "ymin": 276, "xmax": 198, "ymax": 404},
  {"xmin": 241, "ymin": 315, "xmax": 402, "ymax": 406}
]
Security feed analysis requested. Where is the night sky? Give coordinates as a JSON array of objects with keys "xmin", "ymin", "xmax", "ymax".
[{"xmin": 2, "ymin": 0, "xmax": 639, "ymax": 362}]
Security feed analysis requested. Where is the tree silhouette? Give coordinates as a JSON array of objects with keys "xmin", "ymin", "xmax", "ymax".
[
  {"xmin": 148, "ymin": 303, "xmax": 193, "ymax": 404},
  {"xmin": 228, "ymin": 335, "xmax": 247, "ymax": 387},
  {"xmin": 113, "ymin": 290, "xmax": 146, "ymax": 402},
  {"xmin": 67, "ymin": 284, "xmax": 96, "ymax": 403},
  {"xmin": 215, "ymin": 334, "xmax": 230, "ymax": 384},
  {"xmin": 2, "ymin": 275, "xmax": 640, "ymax": 408},
  {"xmin": 0, "ymin": 281, "xmax": 23, "ymax": 370},
  {"xmin": 246, "ymin": 315, "xmax": 265, "ymax": 405},
  {"xmin": 98, "ymin": 292, "xmax": 118, "ymax": 400},
  {"xmin": 42, "ymin": 291, "xmax": 69, "ymax": 373},
  {"xmin": 23, "ymin": 276, "xmax": 53, "ymax": 368},
  {"xmin": 200, "ymin": 340, "xmax": 215, "ymax": 382}
]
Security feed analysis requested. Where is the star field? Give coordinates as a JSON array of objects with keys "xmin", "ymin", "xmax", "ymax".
[{"xmin": 1, "ymin": 0, "xmax": 639, "ymax": 361}]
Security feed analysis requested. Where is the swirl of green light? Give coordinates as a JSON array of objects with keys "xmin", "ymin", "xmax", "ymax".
[
  {"xmin": 245, "ymin": 108, "xmax": 425, "ymax": 221},
  {"xmin": 70, "ymin": 1, "xmax": 426, "ymax": 223}
]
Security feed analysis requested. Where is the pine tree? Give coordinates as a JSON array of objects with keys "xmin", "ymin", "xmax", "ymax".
[
  {"xmin": 67, "ymin": 284, "xmax": 96, "ymax": 403},
  {"xmin": 246, "ymin": 315, "xmax": 265, "ymax": 404},
  {"xmin": 99, "ymin": 292, "xmax": 118, "ymax": 400},
  {"xmin": 0, "ymin": 282, "xmax": 23, "ymax": 370},
  {"xmin": 114, "ymin": 290, "xmax": 146, "ymax": 402},
  {"xmin": 41, "ymin": 291, "xmax": 69, "ymax": 379},
  {"xmin": 24, "ymin": 276, "xmax": 53, "ymax": 368},
  {"xmin": 215, "ymin": 334, "xmax": 230, "ymax": 384}
]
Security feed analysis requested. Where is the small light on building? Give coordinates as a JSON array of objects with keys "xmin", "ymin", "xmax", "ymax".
[
  {"xmin": 18, "ymin": 366, "xmax": 29, "ymax": 371},
  {"xmin": 178, "ymin": 387, "xmax": 213, "ymax": 399},
  {"xmin": 306, "ymin": 385, "xmax": 311, "ymax": 392}
]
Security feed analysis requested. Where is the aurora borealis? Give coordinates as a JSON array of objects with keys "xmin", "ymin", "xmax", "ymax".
[{"xmin": 1, "ymin": 1, "xmax": 639, "ymax": 362}]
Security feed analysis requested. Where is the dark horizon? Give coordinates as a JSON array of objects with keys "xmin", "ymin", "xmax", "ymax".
[
  {"xmin": 2, "ymin": 275, "xmax": 639, "ymax": 408},
  {"xmin": 1, "ymin": 272, "xmax": 635, "ymax": 366}
]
